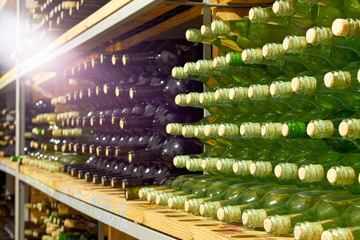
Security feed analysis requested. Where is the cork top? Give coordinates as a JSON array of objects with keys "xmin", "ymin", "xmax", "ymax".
[
  {"xmin": 186, "ymin": 92, "xmax": 201, "ymax": 105},
  {"xmin": 175, "ymin": 94, "xmax": 187, "ymax": 106},
  {"xmin": 249, "ymin": 7, "xmax": 271, "ymax": 23},
  {"xmin": 270, "ymin": 81, "xmax": 293, "ymax": 98},
  {"xmin": 332, "ymin": 18, "xmax": 351, "ymax": 37},
  {"xmin": 306, "ymin": 27, "xmax": 333, "ymax": 45},
  {"xmin": 250, "ymin": 161, "xmax": 273, "ymax": 176},
  {"xmin": 182, "ymin": 125, "xmax": 197, "ymax": 138},
  {"xmin": 294, "ymin": 221, "xmax": 325, "ymax": 240},
  {"xmin": 196, "ymin": 60, "xmax": 214, "ymax": 72},
  {"xmin": 262, "ymin": 43, "xmax": 284, "ymax": 59},
  {"xmin": 298, "ymin": 164, "xmax": 324, "ymax": 182},
  {"xmin": 324, "ymin": 71, "xmax": 352, "ymax": 89},
  {"xmin": 211, "ymin": 20, "xmax": 230, "ymax": 35},
  {"xmin": 240, "ymin": 122, "xmax": 261, "ymax": 138},
  {"xmin": 242, "ymin": 209, "xmax": 267, "ymax": 228},
  {"xmin": 264, "ymin": 215, "xmax": 292, "ymax": 234},
  {"xmin": 217, "ymin": 206, "xmax": 242, "ymax": 222},
  {"xmin": 199, "ymin": 92, "xmax": 217, "ymax": 105},
  {"xmin": 186, "ymin": 29, "xmax": 203, "ymax": 42},
  {"xmin": 272, "ymin": 0, "xmax": 296, "ymax": 16},
  {"xmin": 201, "ymin": 24, "xmax": 217, "ymax": 38},
  {"xmin": 321, "ymin": 228, "xmax": 355, "ymax": 240},
  {"xmin": 213, "ymin": 56, "xmax": 228, "ymax": 69},
  {"xmin": 307, "ymin": 120, "xmax": 334, "ymax": 139},
  {"xmin": 166, "ymin": 123, "xmax": 183, "ymax": 135},
  {"xmin": 214, "ymin": 88, "xmax": 231, "ymax": 101},
  {"xmin": 229, "ymin": 87, "xmax": 249, "ymax": 101},
  {"xmin": 261, "ymin": 122, "xmax": 283, "ymax": 138},
  {"xmin": 275, "ymin": 163, "xmax": 298, "ymax": 179},
  {"xmin": 327, "ymin": 166, "xmax": 356, "ymax": 186},
  {"xmin": 172, "ymin": 67, "xmax": 189, "ymax": 79},
  {"xmin": 339, "ymin": 119, "xmax": 360, "ymax": 138},
  {"xmin": 173, "ymin": 155, "xmax": 190, "ymax": 168},
  {"xmin": 204, "ymin": 124, "xmax": 221, "ymax": 137},
  {"xmin": 291, "ymin": 76, "xmax": 317, "ymax": 94},
  {"xmin": 242, "ymin": 48, "xmax": 263, "ymax": 64},
  {"xmin": 184, "ymin": 62, "xmax": 197, "ymax": 74},
  {"xmin": 218, "ymin": 124, "xmax": 239, "ymax": 137},
  {"xmin": 233, "ymin": 160, "xmax": 252, "ymax": 175},
  {"xmin": 283, "ymin": 36, "xmax": 308, "ymax": 53},
  {"xmin": 248, "ymin": 84, "xmax": 270, "ymax": 100}
]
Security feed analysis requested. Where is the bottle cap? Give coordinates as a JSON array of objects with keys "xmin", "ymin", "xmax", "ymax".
[
  {"xmin": 202, "ymin": 157, "xmax": 219, "ymax": 170},
  {"xmin": 298, "ymin": 164, "xmax": 324, "ymax": 182},
  {"xmin": 242, "ymin": 48, "xmax": 263, "ymax": 64},
  {"xmin": 186, "ymin": 92, "xmax": 201, "ymax": 105},
  {"xmin": 184, "ymin": 62, "xmax": 197, "ymax": 74},
  {"xmin": 262, "ymin": 43, "xmax": 284, "ymax": 59},
  {"xmin": 339, "ymin": 119, "xmax": 360, "ymax": 139},
  {"xmin": 324, "ymin": 71, "xmax": 351, "ymax": 89},
  {"xmin": 264, "ymin": 215, "xmax": 292, "ymax": 234},
  {"xmin": 233, "ymin": 160, "xmax": 252, "ymax": 175},
  {"xmin": 214, "ymin": 88, "xmax": 231, "ymax": 101},
  {"xmin": 249, "ymin": 7, "xmax": 271, "ymax": 23},
  {"xmin": 172, "ymin": 67, "xmax": 188, "ymax": 79},
  {"xmin": 182, "ymin": 125, "xmax": 196, "ymax": 138},
  {"xmin": 272, "ymin": 0, "xmax": 296, "ymax": 16},
  {"xmin": 261, "ymin": 122, "xmax": 283, "ymax": 138},
  {"xmin": 229, "ymin": 87, "xmax": 249, "ymax": 101},
  {"xmin": 332, "ymin": 18, "xmax": 351, "ymax": 37},
  {"xmin": 270, "ymin": 81, "xmax": 292, "ymax": 98},
  {"xmin": 291, "ymin": 76, "xmax": 317, "ymax": 94},
  {"xmin": 240, "ymin": 122, "xmax": 261, "ymax": 138},
  {"xmin": 294, "ymin": 221, "xmax": 324, "ymax": 240},
  {"xmin": 321, "ymin": 228, "xmax": 354, "ymax": 240},
  {"xmin": 185, "ymin": 198, "xmax": 204, "ymax": 213},
  {"xmin": 250, "ymin": 161, "xmax": 272, "ymax": 176},
  {"xmin": 201, "ymin": 24, "xmax": 217, "ymax": 38},
  {"xmin": 185, "ymin": 29, "xmax": 203, "ymax": 42},
  {"xmin": 200, "ymin": 201, "xmax": 221, "ymax": 217},
  {"xmin": 200, "ymin": 92, "xmax": 217, "ymax": 104},
  {"xmin": 204, "ymin": 124, "xmax": 220, "ymax": 137},
  {"xmin": 213, "ymin": 56, "xmax": 228, "ymax": 69},
  {"xmin": 242, "ymin": 209, "xmax": 267, "ymax": 228},
  {"xmin": 169, "ymin": 195, "xmax": 187, "ymax": 209},
  {"xmin": 248, "ymin": 84, "xmax": 270, "ymax": 100},
  {"xmin": 194, "ymin": 125, "xmax": 207, "ymax": 137},
  {"xmin": 186, "ymin": 159, "xmax": 203, "ymax": 171},
  {"xmin": 275, "ymin": 163, "xmax": 298, "ymax": 179},
  {"xmin": 216, "ymin": 158, "xmax": 235, "ymax": 172},
  {"xmin": 174, "ymin": 94, "xmax": 187, "ymax": 106},
  {"xmin": 307, "ymin": 120, "xmax": 334, "ymax": 139},
  {"xmin": 327, "ymin": 166, "xmax": 356, "ymax": 186},
  {"xmin": 218, "ymin": 124, "xmax": 239, "ymax": 137},
  {"xmin": 211, "ymin": 20, "xmax": 230, "ymax": 34},
  {"xmin": 166, "ymin": 123, "xmax": 183, "ymax": 135},
  {"xmin": 306, "ymin": 27, "xmax": 333, "ymax": 45},
  {"xmin": 283, "ymin": 36, "xmax": 307, "ymax": 53},
  {"xmin": 217, "ymin": 205, "xmax": 242, "ymax": 222},
  {"xmin": 196, "ymin": 60, "xmax": 214, "ymax": 72},
  {"xmin": 282, "ymin": 122, "xmax": 307, "ymax": 138},
  {"xmin": 226, "ymin": 52, "xmax": 243, "ymax": 66},
  {"xmin": 173, "ymin": 155, "xmax": 190, "ymax": 168}
]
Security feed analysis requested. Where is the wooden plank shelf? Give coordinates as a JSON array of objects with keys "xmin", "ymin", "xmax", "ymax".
[
  {"xmin": 0, "ymin": 157, "xmax": 16, "ymax": 176},
  {"xmin": 19, "ymin": 165, "xmax": 293, "ymax": 240}
]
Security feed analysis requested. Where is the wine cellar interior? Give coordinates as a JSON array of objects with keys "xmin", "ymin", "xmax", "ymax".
[{"xmin": 1, "ymin": 0, "xmax": 360, "ymax": 240}]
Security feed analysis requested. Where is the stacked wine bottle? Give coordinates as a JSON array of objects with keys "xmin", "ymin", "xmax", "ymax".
[
  {"xmin": 25, "ymin": 197, "xmax": 98, "ymax": 240},
  {"xmin": 137, "ymin": 1, "xmax": 360, "ymax": 239},
  {"xmin": 23, "ymin": 40, "xmax": 206, "ymax": 193}
]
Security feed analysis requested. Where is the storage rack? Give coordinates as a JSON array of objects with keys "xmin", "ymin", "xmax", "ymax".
[{"xmin": 0, "ymin": 1, "xmax": 289, "ymax": 240}]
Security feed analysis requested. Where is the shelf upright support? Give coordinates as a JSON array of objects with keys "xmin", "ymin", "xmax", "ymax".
[
  {"xmin": 15, "ymin": 0, "xmax": 27, "ymax": 239},
  {"xmin": 98, "ymin": 222, "xmax": 105, "ymax": 240},
  {"xmin": 203, "ymin": 0, "xmax": 212, "ymax": 60}
]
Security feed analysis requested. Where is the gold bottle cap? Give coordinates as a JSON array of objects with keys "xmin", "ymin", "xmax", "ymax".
[
  {"xmin": 283, "ymin": 36, "xmax": 307, "ymax": 53},
  {"xmin": 327, "ymin": 166, "xmax": 356, "ymax": 186},
  {"xmin": 250, "ymin": 161, "xmax": 272, "ymax": 176},
  {"xmin": 242, "ymin": 209, "xmax": 267, "ymax": 228},
  {"xmin": 228, "ymin": 87, "xmax": 249, "ymax": 101},
  {"xmin": 306, "ymin": 27, "xmax": 333, "ymax": 45},
  {"xmin": 274, "ymin": 163, "xmax": 298, "ymax": 179},
  {"xmin": 185, "ymin": 29, "xmax": 203, "ymax": 42},
  {"xmin": 307, "ymin": 120, "xmax": 334, "ymax": 138},
  {"xmin": 298, "ymin": 164, "xmax": 324, "ymax": 182},
  {"xmin": 240, "ymin": 122, "xmax": 261, "ymax": 138},
  {"xmin": 294, "ymin": 221, "xmax": 324, "ymax": 240},
  {"xmin": 324, "ymin": 71, "xmax": 351, "ymax": 89},
  {"xmin": 264, "ymin": 215, "xmax": 292, "ymax": 234},
  {"xmin": 242, "ymin": 48, "xmax": 263, "ymax": 64},
  {"xmin": 332, "ymin": 18, "xmax": 351, "ymax": 37},
  {"xmin": 262, "ymin": 43, "xmax": 284, "ymax": 59},
  {"xmin": 291, "ymin": 76, "xmax": 317, "ymax": 94}
]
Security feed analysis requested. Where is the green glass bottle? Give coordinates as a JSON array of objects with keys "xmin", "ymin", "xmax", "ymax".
[
  {"xmin": 243, "ymin": 189, "xmax": 348, "ymax": 230},
  {"xmin": 306, "ymin": 26, "xmax": 360, "ymax": 57},
  {"xmin": 295, "ymin": 200, "xmax": 360, "ymax": 240},
  {"xmin": 200, "ymin": 183, "xmax": 278, "ymax": 218},
  {"xmin": 283, "ymin": 35, "xmax": 359, "ymax": 70},
  {"xmin": 184, "ymin": 180, "xmax": 260, "ymax": 214},
  {"xmin": 217, "ymin": 186, "xmax": 313, "ymax": 224},
  {"xmin": 263, "ymin": 42, "xmax": 334, "ymax": 73},
  {"xmin": 264, "ymin": 194, "xmax": 360, "ymax": 236}
]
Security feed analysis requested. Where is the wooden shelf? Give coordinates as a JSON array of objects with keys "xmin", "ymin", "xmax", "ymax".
[
  {"xmin": 0, "ymin": 157, "xmax": 16, "ymax": 176},
  {"xmin": 19, "ymin": 164, "xmax": 292, "ymax": 240}
]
